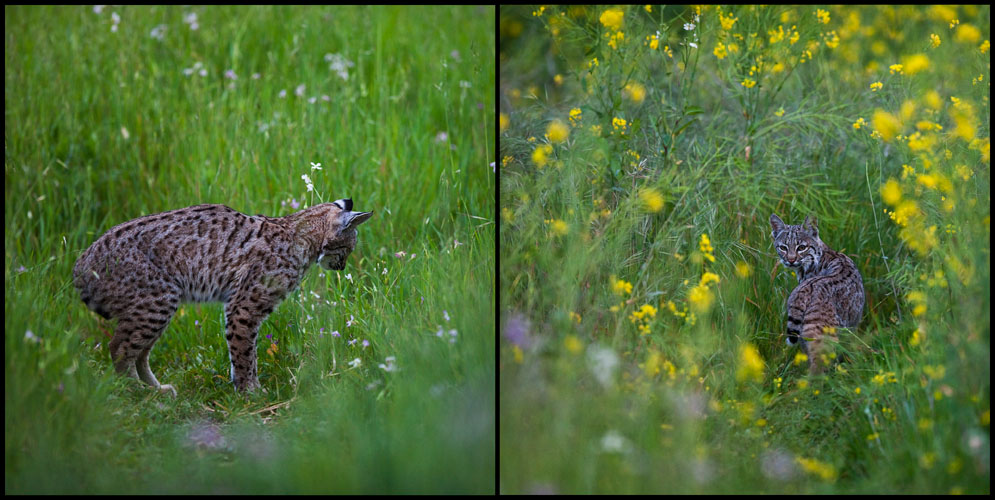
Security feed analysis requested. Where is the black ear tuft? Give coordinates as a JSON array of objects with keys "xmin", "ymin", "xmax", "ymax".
[{"xmin": 343, "ymin": 198, "xmax": 353, "ymax": 211}]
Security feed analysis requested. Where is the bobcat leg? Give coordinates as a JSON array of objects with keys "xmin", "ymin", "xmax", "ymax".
[
  {"xmin": 802, "ymin": 324, "xmax": 836, "ymax": 375},
  {"xmin": 108, "ymin": 299, "xmax": 178, "ymax": 396},
  {"xmin": 224, "ymin": 287, "xmax": 278, "ymax": 393},
  {"xmin": 138, "ymin": 346, "xmax": 177, "ymax": 397}
]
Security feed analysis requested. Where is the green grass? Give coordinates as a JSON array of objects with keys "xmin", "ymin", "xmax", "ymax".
[
  {"xmin": 499, "ymin": 5, "xmax": 989, "ymax": 494},
  {"xmin": 5, "ymin": 5, "xmax": 494, "ymax": 494}
]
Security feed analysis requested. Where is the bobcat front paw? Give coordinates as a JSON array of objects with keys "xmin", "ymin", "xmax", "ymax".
[{"xmin": 157, "ymin": 384, "xmax": 178, "ymax": 398}]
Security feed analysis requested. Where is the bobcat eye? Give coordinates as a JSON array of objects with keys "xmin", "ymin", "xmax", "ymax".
[
  {"xmin": 797, "ymin": 244, "xmax": 807, "ymax": 251},
  {"xmin": 777, "ymin": 245, "xmax": 787, "ymax": 252}
]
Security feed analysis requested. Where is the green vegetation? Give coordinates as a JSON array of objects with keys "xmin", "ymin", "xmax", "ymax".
[
  {"xmin": 6, "ymin": 5, "xmax": 494, "ymax": 494},
  {"xmin": 500, "ymin": 5, "xmax": 988, "ymax": 494}
]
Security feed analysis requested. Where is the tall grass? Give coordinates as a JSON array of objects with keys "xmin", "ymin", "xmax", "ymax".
[
  {"xmin": 500, "ymin": 5, "xmax": 988, "ymax": 494},
  {"xmin": 5, "ymin": 5, "xmax": 494, "ymax": 494}
]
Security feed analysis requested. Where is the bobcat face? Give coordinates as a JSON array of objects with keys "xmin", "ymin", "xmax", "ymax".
[
  {"xmin": 770, "ymin": 214, "xmax": 824, "ymax": 277},
  {"xmin": 318, "ymin": 198, "xmax": 373, "ymax": 271}
]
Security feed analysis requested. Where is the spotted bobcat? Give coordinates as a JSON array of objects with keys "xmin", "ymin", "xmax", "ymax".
[
  {"xmin": 73, "ymin": 199, "xmax": 373, "ymax": 395},
  {"xmin": 769, "ymin": 214, "xmax": 864, "ymax": 374}
]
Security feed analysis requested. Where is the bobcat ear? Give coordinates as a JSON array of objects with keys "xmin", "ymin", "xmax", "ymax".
[
  {"xmin": 332, "ymin": 198, "xmax": 353, "ymax": 212},
  {"xmin": 803, "ymin": 215, "xmax": 818, "ymax": 238},
  {"xmin": 341, "ymin": 210, "xmax": 373, "ymax": 232},
  {"xmin": 770, "ymin": 214, "xmax": 786, "ymax": 234}
]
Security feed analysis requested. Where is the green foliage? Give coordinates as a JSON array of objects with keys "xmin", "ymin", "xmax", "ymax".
[
  {"xmin": 500, "ymin": 5, "xmax": 989, "ymax": 494},
  {"xmin": 5, "ymin": 5, "xmax": 494, "ymax": 494}
]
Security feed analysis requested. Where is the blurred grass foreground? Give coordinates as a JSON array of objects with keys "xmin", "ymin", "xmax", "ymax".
[
  {"xmin": 500, "ymin": 5, "xmax": 988, "ymax": 494},
  {"xmin": 5, "ymin": 5, "xmax": 494, "ymax": 494}
]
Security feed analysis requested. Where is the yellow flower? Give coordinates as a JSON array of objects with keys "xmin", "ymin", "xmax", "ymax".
[
  {"xmin": 639, "ymin": 187, "xmax": 665, "ymax": 213},
  {"xmin": 980, "ymin": 40, "xmax": 990, "ymax": 54},
  {"xmin": 735, "ymin": 261, "xmax": 752, "ymax": 278},
  {"xmin": 644, "ymin": 5, "xmax": 652, "ymax": 13},
  {"xmin": 607, "ymin": 30, "xmax": 625, "ymax": 50},
  {"xmin": 871, "ymin": 109, "xmax": 901, "ymax": 142},
  {"xmin": 611, "ymin": 277, "xmax": 633, "ymax": 296},
  {"xmin": 870, "ymin": 82, "xmax": 883, "ymax": 92},
  {"xmin": 588, "ymin": 57, "xmax": 599, "ymax": 69},
  {"xmin": 688, "ymin": 284, "xmax": 714, "ymax": 313},
  {"xmin": 553, "ymin": 74, "xmax": 563, "ymax": 86},
  {"xmin": 599, "ymin": 8, "xmax": 624, "ymax": 31},
  {"xmin": 548, "ymin": 219, "xmax": 569, "ymax": 237},
  {"xmin": 713, "ymin": 42, "xmax": 728, "ymax": 60},
  {"xmin": 564, "ymin": 335, "xmax": 583, "ymax": 354},
  {"xmin": 546, "ymin": 119, "xmax": 569, "ymax": 144},
  {"xmin": 629, "ymin": 304, "xmax": 658, "ymax": 323},
  {"xmin": 815, "ymin": 8, "xmax": 830, "ymax": 24},
  {"xmin": 797, "ymin": 457, "xmax": 837, "ymax": 481},
  {"xmin": 612, "ymin": 116, "xmax": 628, "ymax": 135},
  {"xmin": 741, "ymin": 78, "xmax": 756, "ymax": 88},
  {"xmin": 736, "ymin": 343, "xmax": 764, "ymax": 383},
  {"xmin": 853, "ymin": 117, "xmax": 866, "ymax": 129},
  {"xmin": 512, "ymin": 344, "xmax": 523, "ymax": 364},
  {"xmin": 623, "ymin": 82, "xmax": 646, "ymax": 103},
  {"xmin": 889, "ymin": 63, "xmax": 904, "ymax": 75},
  {"xmin": 699, "ymin": 233, "xmax": 715, "ymax": 262},
  {"xmin": 901, "ymin": 54, "xmax": 930, "ymax": 75},
  {"xmin": 719, "ymin": 12, "xmax": 738, "ymax": 31},
  {"xmin": 499, "ymin": 113, "xmax": 510, "ymax": 132},
  {"xmin": 569, "ymin": 107, "xmax": 582, "ymax": 126},
  {"xmin": 954, "ymin": 23, "xmax": 981, "ymax": 44},
  {"xmin": 880, "ymin": 179, "xmax": 902, "ymax": 206},
  {"xmin": 532, "ymin": 144, "xmax": 553, "ymax": 167},
  {"xmin": 793, "ymin": 352, "xmax": 808, "ymax": 366},
  {"xmin": 768, "ymin": 24, "xmax": 785, "ymax": 44},
  {"xmin": 929, "ymin": 33, "xmax": 941, "ymax": 48},
  {"xmin": 699, "ymin": 272, "xmax": 720, "ymax": 287},
  {"xmin": 645, "ymin": 34, "xmax": 659, "ymax": 50},
  {"xmin": 824, "ymin": 30, "xmax": 840, "ymax": 49},
  {"xmin": 923, "ymin": 90, "xmax": 943, "ymax": 110},
  {"xmin": 774, "ymin": 107, "xmax": 785, "ymax": 117}
]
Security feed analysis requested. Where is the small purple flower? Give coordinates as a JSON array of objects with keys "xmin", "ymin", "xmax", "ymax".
[
  {"xmin": 225, "ymin": 69, "xmax": 237, "ymax": 80},
  {"xmin": 290, "ymin": 198, "xmax": 300, "ymax": 210},
  {"xmin": 361, "ymin": 339, "xmax": 370, "ymax": 349},
  {"xmin": 443, "ymin": 310, "xmax": 450, "ymax": 322},
  {"xmin": 348, "ymin": 338, "xmax": 358, "ymax": 346},
  {"xmin": 295, "ymin": 84, "xmax": 306, "ymax": 97},
  {"xmin": 186, "ymin": 421, "xmax": 226, "ymax": 450},
  {"xmin": 331, "ymin": 330, "xmax": 341, "ymax": 338},
  {"xmin": 252, "ymin": 72, "xmax": 261, "ymax": 80},
  {"xmin": 435, "ymin": 131, "xmax": 448, "ymax": 143},
  {"xmin": 504, "ymin": 313, "xmax": 532, "ymax": 348},
  {"xmin": 278, "ymin": 89, "xmax": 287, "ymax": 99}
]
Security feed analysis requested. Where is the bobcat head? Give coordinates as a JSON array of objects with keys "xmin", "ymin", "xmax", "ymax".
[
  {"xmin": 770, "ymin": 213, "xmax": 824, "ymax": 279},
  {"xmin": 318, "ymin": 198, "xmax": 373, "ymax": 271}
]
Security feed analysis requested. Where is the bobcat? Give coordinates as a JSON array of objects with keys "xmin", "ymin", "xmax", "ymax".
[
  {"xmin": 73, "ymin": 198, "xmax": 373, "ymax": 395},
  {"xmin": 769, "ymin": 214, "xmax": 864, "ymax": 374}
]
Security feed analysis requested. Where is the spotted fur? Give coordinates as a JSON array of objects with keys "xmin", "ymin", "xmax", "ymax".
[
  {"xmin": 73, "ymin": 200, "xmax": 373, "ymax": 394},
  {"xmin": 770, "ymin": 214, "xmax": 864, "ymax": 374}
]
